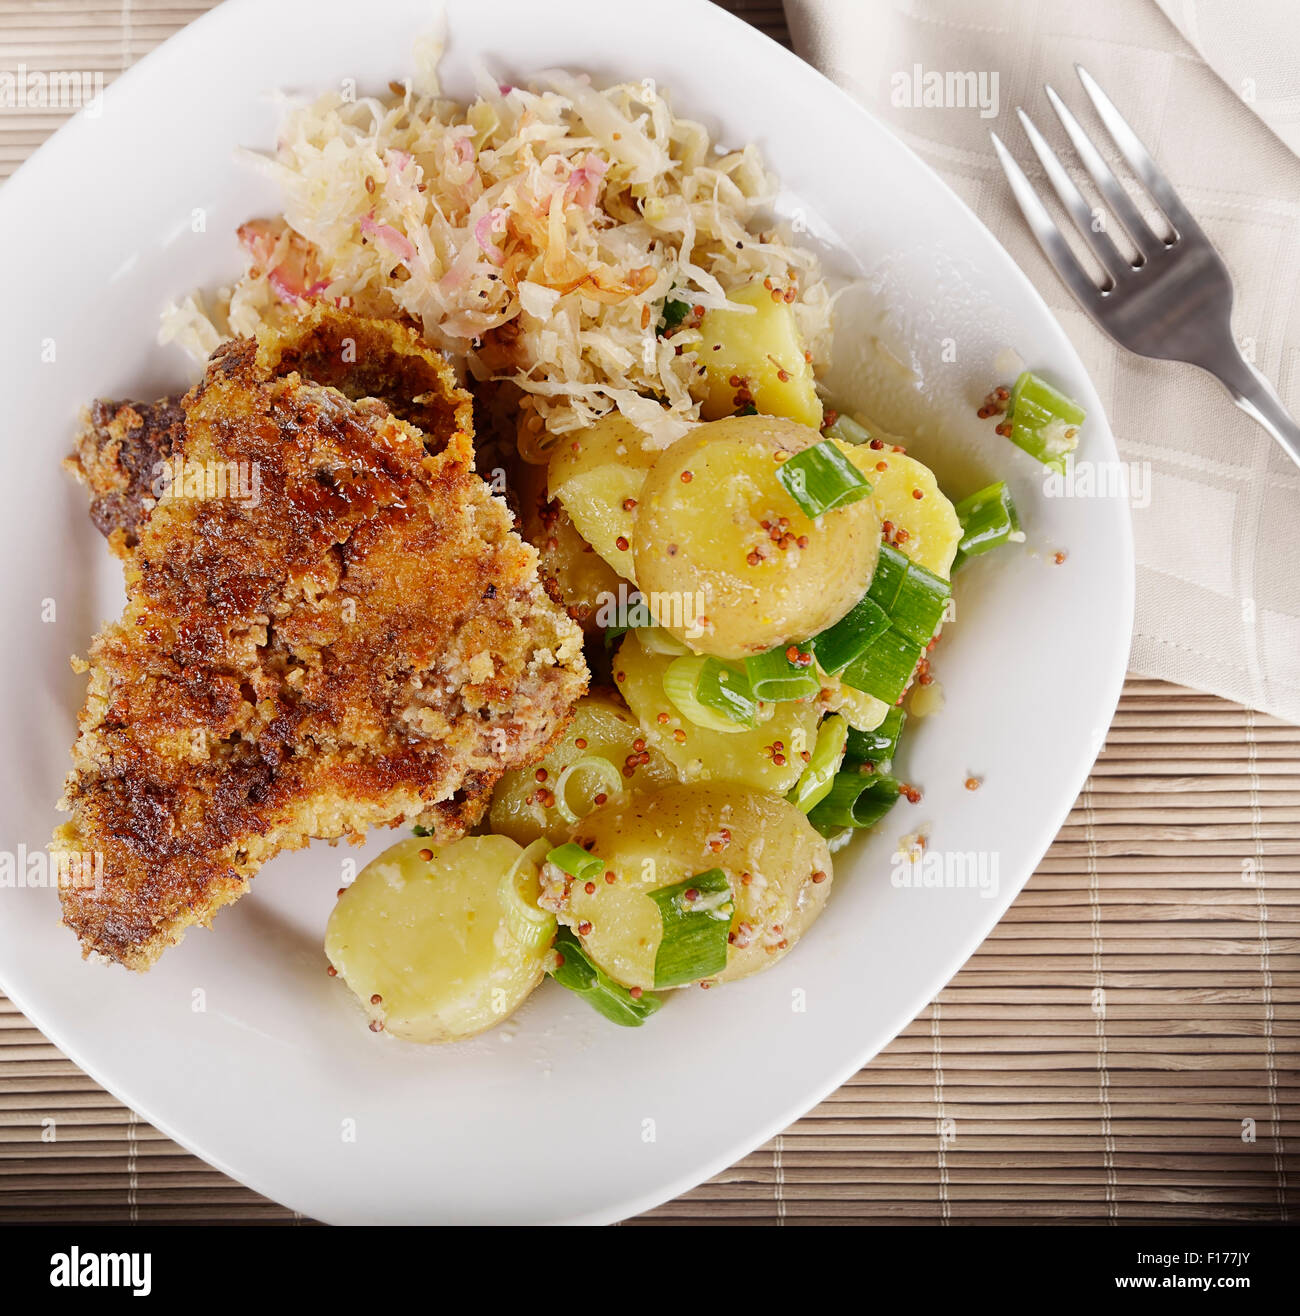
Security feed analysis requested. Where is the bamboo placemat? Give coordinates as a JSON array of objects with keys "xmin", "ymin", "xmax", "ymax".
[{"xmin": 2, "ymin": 1, "xmax": 1297, "ymax": 1226}]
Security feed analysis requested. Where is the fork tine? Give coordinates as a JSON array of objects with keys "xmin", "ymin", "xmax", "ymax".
[
  {"xmin": 1015, "ymin": 107, "xmax": 1126, "ymax": 283},
  {"xmin": 1044, "ymin": 85, "xmax": 1158, "ymax": 261},
  {"xmin": 990, "ymin": 131, "xmax": 1105, "ymax": 304},
  {"xmin": 1075, "ymin": 64, "xmax": 1197, "ymax": 239}
]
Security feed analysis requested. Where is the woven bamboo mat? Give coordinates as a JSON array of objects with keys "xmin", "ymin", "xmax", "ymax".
[{"xmin": 2, "ymin": 1, "xmax": 1297, "ymax": 1226}]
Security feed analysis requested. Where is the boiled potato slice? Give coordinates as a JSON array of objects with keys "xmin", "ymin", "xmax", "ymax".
[
  {"xmin": 693, "ymin": 283, "xmax": 822, "ymax": 427},
  {"xmin": 615, "ymin": 632, "xmax": 819, "ymax": 795},
  {"xmin": 548, "ymin": 414, "xmax": 660, "ymax": 580},
  {"xmin": 325, "ymin": 835, "xmax": 552, "ymax": 1043},
  {"xmin": 543, "ymin": 782, "xmax": 832, "ymax": 990},
  {"xmin": 633, "ymin": 415, "xmax": 880, "ymax": 658},
  {"xmin": 488, "ymin": 692, "xmax": 679, "ymax": 846},
  {"xmin": 841, "ymin": 443, "xmax": 961, "ymax": 578},
  {"xmin": 515, "ymin": 459, "xmax": 622, "ymax": 632}
]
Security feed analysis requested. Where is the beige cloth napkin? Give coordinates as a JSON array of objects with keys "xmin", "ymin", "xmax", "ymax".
[{"xmin": 783, "ymin": 0, "xmax": 1300, "ymax": 724}]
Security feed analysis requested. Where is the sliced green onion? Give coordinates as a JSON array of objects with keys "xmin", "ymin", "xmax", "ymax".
[
  {"xmin": 841, "ymin": 628, "xmax": 924, "ymax": 704},
  {"xmin": 808, "ymin": 769, "xmax": 901, "ymax": 835},
  {"xmin": 776, "ymin": 440, "xmax": 872, "ymax": 518},
  {"xmin": 698, "ymin": 660, "xmax": 758, "ymax": 726},
  {"xmin": 846, "ymin": 706, "xmax": 906, "ymax": 767},
  {"xmin": 546, "ymin": 842, "xmax": 604, "ymax": 884},
  {"xmin": 499, "ymin": 838, "xmax": 557, "ymax": 952},
  {"xmin": 650, "ymin": 869, "xmax": 735, "ymax": 988},
  {"xmin": 857, "ymin": 540, "xmax": 949, "ymax": 645},
  {"xmin": 952, "ymin": 481, "xmax": 1021, "ymax": 570},
  {"xmin": 888, "ymin": 557, "xmax": 949, "ymax": 645},
  {"xmin": 744, "ymin": 644, "xmax": 820, "ymax": 701},
  {"xmin": 866, "ymin": 542, "xmax": 911, "ymax": 612},
  {"xmin": 810, "ymin": 594, "xmax": 892, "ymax": 675},
  {"xmin": 823, "ymin": 413, "xmax": 874, "ymax": 446},
  {"xmin": 625, "ymin": 595, "xmax": 656, "ymax": 628},
  {"xmin": 637, "ymin": 625, "xmax": 691, "ymax": 657},
  {"xmin": 1006, "ymin": 371, "xmax": 1085, "ymax": 473},
  {"xmin": 550, "ymin": 927, "xmax": 662, "ymax": 1026},
  {"xmin": 825, "ymin": 827, "xmax": 856, "ymax": 855},
  {"xmin": 788, "ymin": 714, "xmax": 850, "ymax": 814},
  {"xmin": 553, "ymin": 756, "xmax": 624, "ymax": 825},
  {"xmin": 663, "ymin": 655, "xmax": 757, "ymax": 732},
  {"xmin": 658, "ymin": 297, "xmax": 690, "ymax": 335}
]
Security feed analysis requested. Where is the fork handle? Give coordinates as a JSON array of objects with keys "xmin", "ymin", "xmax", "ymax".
[{"xmin": 1201, "ymin": 349, "xmax": 1300, "ymax": 471}]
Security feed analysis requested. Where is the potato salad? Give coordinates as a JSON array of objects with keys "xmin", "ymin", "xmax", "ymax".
[{"xmin": 208, "ymin": 63, "xmax": 1072, "ymax": 1041}]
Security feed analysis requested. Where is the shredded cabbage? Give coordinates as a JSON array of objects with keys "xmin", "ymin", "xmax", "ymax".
[{"xmin": 163, "ymin": 69, "xmax": 832, "ymax": 451}]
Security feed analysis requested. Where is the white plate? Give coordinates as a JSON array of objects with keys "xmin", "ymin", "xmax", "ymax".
[{"xmin": 0, "ymin": 0, "xmax": 1133, "ymax": 1224}]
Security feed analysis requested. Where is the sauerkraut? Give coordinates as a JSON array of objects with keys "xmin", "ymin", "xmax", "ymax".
[{"xmin": 161, "ymin": 65, "xmax": 832, "ymax": 451}]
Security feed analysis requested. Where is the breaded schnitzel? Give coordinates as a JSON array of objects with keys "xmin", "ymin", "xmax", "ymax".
[{"xmin": 54, "ymin": 309, "xmax": 587, "ymax": 969}]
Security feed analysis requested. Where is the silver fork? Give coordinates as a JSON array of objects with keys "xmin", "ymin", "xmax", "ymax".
[{"xmin": 992, "ymin": 64, "xmax": 1300, "ymax": 471}]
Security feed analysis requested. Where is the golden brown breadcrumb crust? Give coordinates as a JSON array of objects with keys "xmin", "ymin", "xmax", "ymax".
[{"xmin": 53, "ymin": 310, "xmax": 587, "ymax": 970}]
